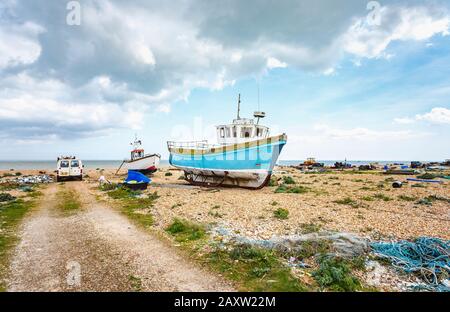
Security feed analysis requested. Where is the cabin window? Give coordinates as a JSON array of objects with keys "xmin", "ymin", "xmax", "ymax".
[
  {"xmin": 219, "ymin": 127, "xmax": 225, "ymax": 138},
  {"xmin": 256, "ymin": 127, "xmax": 262, "ymax": 137},
  {"xmin": 232, "ymin": 126, "xmax": 237, "ymax": 137},
  {"xmin": 60, "ymin": 161, "xmax": 69, "ymax": 168},
  {"xmin": 225, "ymin": 127, "xmax": 231, "ymax": 138},
  {"xmin": 241, "ymin": 127, "xmax": 252, "ymax": 138}
]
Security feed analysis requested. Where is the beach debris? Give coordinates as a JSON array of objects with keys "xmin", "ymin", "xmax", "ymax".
[
  {"xmin": 384, "ymin": 169, "xmax": 416, "ymax": 175},
  {"xmin": 98, "ymin": 175, "xmax": 111, "ymax": 185},
  {"xmin": 287, "ymin": 257, "xmax": 310, "ymax": 268},
  {"xmin": 371, "ymin": 237, "xmax": 450, "ymax": 292},
  {"xmin": 0, "ymin": 193, "xmax": 16, "ymax": 202},
  {"xmin": 407, "ymin": 178, "xmax": 443, "ymax": 184},
  {"xmin": 212, "ymin": 226, "xmax": 369, "ymax": 258},
  {"xmin": 12, "ymin": 174, "xmax": 53, "ymax": 184},
  {"xmin": 392, "ymin": 181, "xmax": 403, "ymax": 188}
]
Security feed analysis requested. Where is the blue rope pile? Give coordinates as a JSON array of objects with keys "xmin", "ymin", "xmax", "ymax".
[{"xmin": 371, "ymin": 237, "xmax": 449, "ymax": 292}]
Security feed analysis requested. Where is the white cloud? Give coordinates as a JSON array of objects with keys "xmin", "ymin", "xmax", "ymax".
[
  {"xmin": 0, "ymin": 21, "xmax": 44, "ymax": 69},
  {"xmin": 344, "ymin": 6, "xmax": 450, "ymax": 59},
  {"xmin": 416, "ymin": 107, "xmax": 450, "ymax": 124},
  {"xmin": 394, "ymin": 107, "xmax": 450, "ymax": 125},
  {"xmin": 323, "ymin": 67, "xmax": 336, "ymax": 76},
  {"xmin": 0, "ymin": 73, "xmax": 147, "ymax": 140},
  {"xmin": 266, "ymin": 57, "xmax": 287, "ymax": 69}
]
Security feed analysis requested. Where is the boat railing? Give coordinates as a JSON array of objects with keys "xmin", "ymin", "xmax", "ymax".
[{"xmin": 167, "ymin": 140, "xmax": 215, "ymax": 150}]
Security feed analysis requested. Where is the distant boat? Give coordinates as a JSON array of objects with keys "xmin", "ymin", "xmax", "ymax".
[
  {"xmin": 167, "ymin": 94, "xmax": 287, "ymax": 189},
  {"xmin": 118, "ymin": 136, "xmax": 161, "ymax": 174}
]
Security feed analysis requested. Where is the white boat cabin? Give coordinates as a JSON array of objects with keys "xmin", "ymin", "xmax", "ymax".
[
  {"xmin": 216, "ymin": 112, "xmax": 269, "ymax": 145},
  {"xmin": 130, "ymin": 136, "xmax": 146, "ymax": 160}
]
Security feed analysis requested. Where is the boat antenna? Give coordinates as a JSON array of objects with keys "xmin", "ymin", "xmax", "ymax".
[
  {"xmin": 253, "ymin": 83, "xmax": 266, "ymax": 124},
  {"xmin": 257, "ymin": 82, "xmax": 260, "ymax": 111},
  {"xmin": 237, "ymin": 94, "xmax": 241, "ymax": 120}
]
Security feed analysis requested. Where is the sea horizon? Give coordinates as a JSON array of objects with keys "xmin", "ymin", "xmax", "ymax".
[{"xmin": 0, "ymin": 159, "xmax": 444, "ymax": 170}]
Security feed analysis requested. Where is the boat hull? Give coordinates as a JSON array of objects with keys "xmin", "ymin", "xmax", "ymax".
[
  {"xmin": 168, "ymin": 134, "xmax": 287, "ymax": 189},
  {"xmin": 123, "ymin": 154, "xmax": 161, "ymax": 174}
]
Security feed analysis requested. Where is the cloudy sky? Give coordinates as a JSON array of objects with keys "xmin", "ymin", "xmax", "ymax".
[{"xmin": 0, "ymin": 0, "xmax": 449, "ymax": 161}]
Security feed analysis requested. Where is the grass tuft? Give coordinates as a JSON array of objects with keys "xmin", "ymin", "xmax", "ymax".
[
  {"xmin": 275, "ymin": 184, "xmax": 309, "ymax": 194},
  {"xmin": 313, "ymin": 256, "xmax": 362, "ymax": 292},
  {"xmin": 398, "ymin": 195, "xmax": 417, "ymax": 202},
  {"xmin": 333, "ymin": 197, "xmax": 360, "ymax": 208},
  {"xmin": 282, "ymin": 176, "xmax": 296, "ymax": 185},
  {"xmin": 373, "ymin": 193, "xmax": 392, "ymax": 202},
  {"xmin": 273, "ymin": 208, "xmax": 289, "ymax": 220},
  {"xmin": 166, "ymin": 218, "xmax": 206, "ymax": 242}
]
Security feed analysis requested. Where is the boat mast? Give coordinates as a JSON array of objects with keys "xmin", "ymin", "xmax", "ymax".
[{"xmin": 236, "ymin": 94, "xmax": 241, "ymax": 120}]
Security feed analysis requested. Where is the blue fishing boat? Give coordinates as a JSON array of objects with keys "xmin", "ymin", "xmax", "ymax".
[{"xmin": 167, "ymin": 95, "xmax": 287, "ymax": 189}]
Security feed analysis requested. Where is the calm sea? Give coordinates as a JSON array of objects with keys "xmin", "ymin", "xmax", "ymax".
[{"xmin": 0, "ymin": 160, "xmax": 428, "ymax": 170}]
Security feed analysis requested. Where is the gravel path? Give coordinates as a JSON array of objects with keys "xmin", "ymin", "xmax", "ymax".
[{"xmin": 6, "ymin": 182, "xmax": 234, "ymax": 292}]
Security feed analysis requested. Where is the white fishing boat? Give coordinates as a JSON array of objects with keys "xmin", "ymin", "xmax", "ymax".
[
  {"xmin": 167, "ymin": 95, "xmax": 287, "ymax": 189},
  {"xmin": 118, "ymin": 136, "xmax": 161, "ymax": 174}
]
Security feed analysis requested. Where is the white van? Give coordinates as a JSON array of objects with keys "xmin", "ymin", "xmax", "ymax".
[{"xmin": 56, "ymin": 156, "xmax": 83, "ymax": 182}]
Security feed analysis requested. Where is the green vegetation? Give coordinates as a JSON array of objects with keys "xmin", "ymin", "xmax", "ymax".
[
  {"xmin": 313, "ymin": 256, "xmax": 362, "ymax": 292},
  {"xmin": 295, "ymin": 240, "xmax": 331, "ymax": 259},
  {"xmin": 165, "ymin": 172, "xmax": 173, "ymax": 177},
  {"xmin": 102, "ymin": 186, "xmax": 158, "ymax": 228},
  {"xmin": 416, "ymin": 173, "xmax": 436, "ymax": 180},
  {"xmin": 282, "ymin": 176, "xmax": 296, "ymax": 185},
  {"xmin": 0, "ymin": 182, "xmax": 20, "ymax": 191},
  {"xmin": 128, "ymin": 275, "xmax": 142, "ymax": 292},
  {"xmin": 398, "ymin": 195, "xmax": 417, "ymax": 202},
  {"xmin": 373, "ymin": 193, "xmax": 392, "ymax": 202},
  {"xmin": 99, "ymin": 183, "xmax": 118, "ymax": 191},
  {"xmin": 417, "ymin": 198, "xmax": 433, "ymax": 206},
  {"xmin": 270, "ymin": 201, "xmax": 278, "ymax": 206},
  {"xmin": 275, "ymin": 184, "xmax": 309, "ymax": 194},
  {"xmin": 412, "ymin": 183, "xmax": 426, "ymax": 188},
  {"xmin": 299, "ymin": 223, "xmax": 322, "ymax": 234},
  {"xmin": 361, "ymin": 196, "xmax": 374, "ymax": 202},
  {"xmin": 426, "ymin": 195, "xmax": 450, "ymax": 204},
  {"xmin": 57, "ymin": 188, "xmax": 81, "ymax": 213},
  {"xmin": 208, "ymin": 210, "xmax": 223, "ymax": 218},
  {"xmin": 208, "ymin": 244, "xmax": 307, "ymax": 292},
  {"xmin": 268, "ymin": 176, "xmax": 278, "ymax": 187},
  {"xmin": 415, "ymin": 195, "xmax": 450, "ymax": 206},
  {"xmin": 166, "ymin": 218, "xmax": 206, "ymax": 242},
  {"xmin": 0, "ymin": 193, "xmax": 16, "ymax": 202},
  {"xmin": 273, "ymin": 208, "xmax": 289, "ymax": 220},
  {"xmin": 333, "ymin": 197, "xmax": 360, "ymax": 208},
  {"xmin": 0, "ymin": 193, "xmax": 40, "ymax": 291}
]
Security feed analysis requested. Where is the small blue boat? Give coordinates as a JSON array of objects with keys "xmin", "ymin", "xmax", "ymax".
[
  {"xmin": 124, "ymin": 170, "xmax": 151, "ymax": 190},
  {"xmin": 167, "ymin": 95, "xmax": 287, "ymax": 189}
]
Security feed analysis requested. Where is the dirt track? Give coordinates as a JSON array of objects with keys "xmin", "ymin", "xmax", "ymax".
[{"xmin": 6, "ymin": 182, "xmax": 233, "ymax": 292}]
